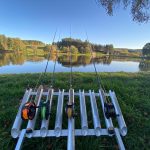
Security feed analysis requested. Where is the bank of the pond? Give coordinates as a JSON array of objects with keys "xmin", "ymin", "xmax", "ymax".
[{"xmin": 0, "ymin": 72, "xmax": 149, "ymax": 150}]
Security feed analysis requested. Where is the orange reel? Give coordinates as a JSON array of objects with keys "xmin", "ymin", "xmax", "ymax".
[{"xmin": 21, "ymin": 102, "xmax": 36, "ymax": 120}]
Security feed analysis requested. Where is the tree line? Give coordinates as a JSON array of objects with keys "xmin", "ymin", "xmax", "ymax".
[
  {"xmin": 1, "ymin": 34, "xmax": 149, "ymax": 57},
  {"xmin": 45, "ymin": 38, "xmax": 114, "ymax": 54},
  {"xmin": 0, "ymin": 34, "xmax": 45, "ymax": 51},
  {"xmin": 0, "ymin": 34, "xmax": 115, "ymax": 54}
]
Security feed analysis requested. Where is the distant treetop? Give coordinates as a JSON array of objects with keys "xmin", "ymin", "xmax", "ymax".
[
  {"xmin": 22, "ymin": 40, "xmax": 45, "ymax": 46},
  {"xmin": 55, "ymin": 38, "xmax": 114, "ymax": 54}
]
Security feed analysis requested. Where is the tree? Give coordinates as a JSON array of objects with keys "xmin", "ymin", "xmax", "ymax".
[
  {"xmin": 7, "ymin": 38, "xmax": 14, "ymax": 50},
  {"xmin": 22, "ymin": 40, "xmax": 44, "ymax": 46},
  {"xmin": 83, "ymin": 46, "xmax": 91, "ymax": 53},
  {"xmin": 70, "ymin": 45, "xmax": 78, "ymax": 54},
  {"xmin": 56, "ymin": 38, "xmax": 113, "ymax": 54},
  {"xmin": 78, "ymin": 46, "xmax": 85, "ymax": 53},
  {"xmin": 43, "ymin": 44, "xmax": 57, "ymax": 53},
  {"xmin": 51, "ymin": 45, "xmax": 58, "ymax": 53},
  {"xmin": 43, "ymin": 45, "xmax": 51, "ymax": 51},
  {"xmin": 83, "ymin": 41, "xmax": 91, "ymax": 53},
  {"xmin": 0, "ymin": 35, "xmax": 8, "ymax": 50},
  {"xmin": 96, "ymin": 0, "xmax": 150, "ymax": 22},
  {"xmin": 142, "ymin": 43, "xmax": 150, "ymax": 56},
  {"xmin": 104, "ymin": 44, "xmax": 114, "ymax": 54},
  {"xmin": 61, "ymin": 46, "xmax": 69, "ymax": 53},
  {"xmin": 12, "ymin": 38, "xmax": 26, "ymax": 51},
  {"xmin": 0, "ymin": 42, "xmax": 5, "ymax": 50}
]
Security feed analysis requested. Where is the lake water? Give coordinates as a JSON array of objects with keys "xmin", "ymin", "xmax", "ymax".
[{"xmin": 0, "ymin": 53, "xmax": 149, "ymax": 74}]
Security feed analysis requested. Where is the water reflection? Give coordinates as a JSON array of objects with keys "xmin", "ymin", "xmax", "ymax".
[
  {"xmin": 0, "ymin": 53, "xmax": 113, "ymax": 67},
  {"xmin": 58, "ymin": 55, "xmax": 91, "ymax": 66},
  {"xmin": 0, "ymin": 53, "xmax": 45, "ymax": 66},
  {"xmin": 139, "ymin": 59, "xmax": 150, "ymax": 71},
  {"xmin": 0, "ymin": 53, "xmax": 149, "ymax": 73}
]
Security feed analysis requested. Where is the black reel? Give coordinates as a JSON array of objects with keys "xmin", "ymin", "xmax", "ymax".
[
  {"xmin": 104, "ymin": 102, "xmax": 116, "ymax": 119},
  {"xmin": 21, "ymin": 102, "xmax": 37, "ymax": 120}
]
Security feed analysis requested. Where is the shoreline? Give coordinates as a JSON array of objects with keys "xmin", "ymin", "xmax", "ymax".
[{"xmin": 0, "ymin": 50, "xmax": 146, "ymax": 59}]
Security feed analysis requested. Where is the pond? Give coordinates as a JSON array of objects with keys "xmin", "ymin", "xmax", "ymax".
[{"xmin": 0, "ymin": 53, "xmax": 149, "ymax": 74}]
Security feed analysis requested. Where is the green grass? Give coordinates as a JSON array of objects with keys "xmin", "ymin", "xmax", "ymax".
[
  {"xmin": 96, "ymin": 52, "xmax": 106, "ymax": 57},
  {"xmin": 0, "ymin": 72, "xmax": 150, "ymax": 150},
  {"xmin": 115, "ymin": 50, "xmax": 141, "ymax": 58},
  {"xmin": 25, "ymin": 48, "xmax": 46, "ymax": 56}
]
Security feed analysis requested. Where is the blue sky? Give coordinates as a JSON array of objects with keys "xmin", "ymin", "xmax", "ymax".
[{"xmin": 0, "ymin": 0, "xmax": 150, "ymax": 49}]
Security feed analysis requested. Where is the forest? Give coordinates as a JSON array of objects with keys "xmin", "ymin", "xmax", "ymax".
[
  {"xmin": 0, "ymin": 34, "xmax": 45, "ymax": 51},
  {"xmin": 0, "ymin": 34, "xmax": 114, "ymax": 54},
  {"xmin": 55, "ymin": 38, "xmax": 114, "ymax": 54},
  {"xmin": 0, "ymin": 34, "xmax": 144, "ymax": 57}
]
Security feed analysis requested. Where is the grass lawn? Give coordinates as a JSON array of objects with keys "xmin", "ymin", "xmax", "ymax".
[{"xmin": 0, "ymin": 72, "xmax": 149, "ymax": 150}]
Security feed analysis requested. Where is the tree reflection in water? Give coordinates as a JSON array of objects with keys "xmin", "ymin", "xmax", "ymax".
[
  {"xmin": 139, "ymin": 59, "xmax": 150, "ymax": 71},
  {"xmin": 0, "ymin": 53, "xmax": 45, "ymax": 67},
  {"xmin": 57, "ymin": 54, "xmax": 112, "ymax": 67},
  {"xmin": 0, "ymin": 53, "xmax": 149, "ymax": 72},
  {"xmin": 0, "ymin": 53, "xmax": 113, "ymax": 67}
]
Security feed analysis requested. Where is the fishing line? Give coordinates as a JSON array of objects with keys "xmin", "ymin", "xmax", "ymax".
[
  {"xmin": 21, "ymin": 30, "xmax": 58, "ymax": 121},
  {"xmin": 69, "ymin": 26, "xmax": 73, "ymax": 88},
  {"xmin": 50, "ymin": 32, "xmax": 61, "ymax": 87},
  {"xmin": 29, "ymin": 30, "xmax": 57, "ymax": 101},
  {"xmin": 85, "ymin": 31, "xmax": 109, "ymax": 102}
]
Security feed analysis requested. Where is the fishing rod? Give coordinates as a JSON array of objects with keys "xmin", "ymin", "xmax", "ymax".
[
  {"xmin": 65, "ymin": 29, "xmax": 76, "ymax": 120},
  {"xmin": 39, "ymin": 34, "xmax": 65, "ymax": 137},
  {"xmin": 85, "ymin": 32, "xmax": 117, "ymax": 120},
  {"xmin": 63, "ymin": 28, "xmax": 76, "ymax": 150},
  {"xmin": 50, "ymin": 33, "xmax": 61, "ymax": 87},
  {"xmin": 40, "ymin": 33, "xmax": 61, "ymax": 122},
  {"xmin": 21, "ymin": 30, "xmax": 57, "ymax": 121},
  {"xmin": 69, "ymin": 31, "xmax": 73, "ymax": 89}
]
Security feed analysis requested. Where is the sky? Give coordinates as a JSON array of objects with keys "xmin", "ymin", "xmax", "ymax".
[{"xmin": 0, "ymin": 0, "xmax": 150, "ymax": 49}]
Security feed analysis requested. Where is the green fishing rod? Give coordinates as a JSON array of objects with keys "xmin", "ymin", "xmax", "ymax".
[{"xmin": 40, "ymin": 32, "xmax": 61, "ymax": 120}]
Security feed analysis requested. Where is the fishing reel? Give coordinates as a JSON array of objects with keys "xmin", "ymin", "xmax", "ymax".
[
  {"xmin": 21, "ymin": 102, "xmax": 37, "ymax": 120},
  {"xmin": 65, "ymin": 102, "xmax": 77, "ymax": 118},
  {"xmin": 104, "ymin": 102, "xmax": 116, "ymax": 119},
  {"xmin": 40, "ymin": 101, "xmax": 50, "ymax": 120}
]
